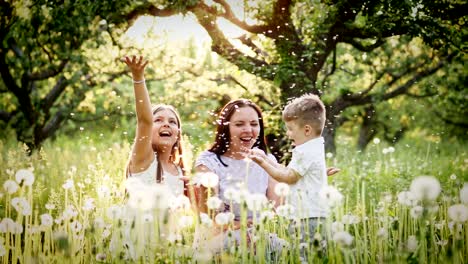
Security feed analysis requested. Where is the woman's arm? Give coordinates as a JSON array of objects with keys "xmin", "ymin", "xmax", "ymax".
[{"xmin": 122, "ymin": 56, "xmax": 153, "ymax": 173}]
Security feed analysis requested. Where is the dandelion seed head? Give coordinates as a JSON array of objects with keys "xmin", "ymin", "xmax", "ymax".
[
  {"xmin": 178, "ymin": 215, "xmax": 194, "ymax": 229},
  {"xmin": 319, "ymin": 185, "xmax": 343, "ymax": 208},
  {"xmin": 223, "ymin": 186, "xmax": 240, "ymax": 201},
  {"xmin": 199, "ymin": 213, "xmax": 213, "ymax": 226},
  {"xmin": 198, "ymin": 172, "xmax": 219, "ymax": 188},
  {"xmin": 3, "ymin": 180, "xmax": 19, "ymax": 194},
  {"xmin": 276, "ymin": 204, "xmax": 296, "ymax": 219},
  {"xmin": 332, "ymin": 231, "xmax": 353, "ymax": 247},
  {"xmin": 274, "ymin": 182, "xmax": 290, "ymax": 197},
  {"xmin": 11, "ymin": 197, "xmax": 31, "ymax": 215},
  {"xmin": 460, "ymin": 183, "xmax": 468, "ymax": 204},
  {"xmin": 410, "ymin": 205, "xmax": 424, "ymax": 219},
  {"xmin": 410, "ymin": 176, "xmax": 441, "ymax": 201},
  {"xmin": 215, "ymin": 212, "xmax": 234, "ymax": 225},
  {"xmin": 62, "ymin": 179, "xmax": 74, "ymax": 190},
  {"xmin": 397, "ymin": 191, "xmax": 416, "ymax": 206},
  {"xmin": 40, "ymin": 214, "xmax": 53, "ymax": 227},
  {"xmin": 95, "ymin": 253, "xmax": 107, "ymax": 262},
  {"xmin": 15, "ymin": 169, "xmax": 34, "ymax": 186},
  {"xmin": 246, "ymin": 193, "xmax": 268, "ymax": 211},
  {"xmin": 373, "ymin": 138, "xmax": 380, "ymax": 144},
  {"xmin": 406, "ymin": 236, "xmax": 418, "ymax": 252},
  {"xmin": 206, "ymin": 196, "xmax": 223, "ymax": 210},
  {"xmin": 447, "ymin": 204, "xmax": 468, "ymax": 223}
]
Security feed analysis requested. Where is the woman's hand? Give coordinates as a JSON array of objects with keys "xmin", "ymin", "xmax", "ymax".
[
  {"xmin": 327, "ymin": 167, "xmax": 340, "ymax": 176},
  {"xmin": 121, "ymin": 55, "xmax": 148, "ymax": 81}
]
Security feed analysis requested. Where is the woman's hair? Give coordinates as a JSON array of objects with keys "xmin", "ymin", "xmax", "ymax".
[
  {"xmin": 209, "ymin": 99, "xmax": 268, "ymax": 163},
  {"xmin": 126, "ymin": 104, "xmax": 185, "ymax": 181}
]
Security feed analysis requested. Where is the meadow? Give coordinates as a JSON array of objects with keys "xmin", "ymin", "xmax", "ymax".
[{"xmin": 0, "ymin": 131, "xmax": 467, "ymax": 263}]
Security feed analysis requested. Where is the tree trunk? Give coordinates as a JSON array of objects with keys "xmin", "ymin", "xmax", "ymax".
[{"xmin": 357, "ymin": 105, "xmax": 377, "ymax": 150}]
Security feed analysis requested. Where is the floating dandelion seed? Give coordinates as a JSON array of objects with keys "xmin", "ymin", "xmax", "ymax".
[
  {"xmin": 447, "ymin": 204, "xmax": 468, "ymax": 223},
  {"xmin": 410, "ymin": 176, "xmax": 441, "ymax": 201},
  {"xmin": 274, "ymin": 182, "xmax": 290, "ymax": 197},
  {"xmin": 206, "ymin": 196, "xmax": 223, "ymax": 210},
  {"xmin": 3, "ymin": 180, "xmax": 19, "ymax": 194},
  {"xmin": 15, "ymin": 169, "xmax": 34, "ymax": 186}
]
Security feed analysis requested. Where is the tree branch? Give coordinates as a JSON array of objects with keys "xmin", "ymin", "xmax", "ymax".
[
  {"xmin": 27, "ymin": 60, "xmax": 68, "ymax": 81},
  {"xmin": 43, "ymin": 76, "xmax": 68, "ymax": 112}
]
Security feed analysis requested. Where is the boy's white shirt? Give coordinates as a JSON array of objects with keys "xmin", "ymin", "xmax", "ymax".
[{"xmin": 287, "ymin": 136, "xmax": 329, "ymax": 218}]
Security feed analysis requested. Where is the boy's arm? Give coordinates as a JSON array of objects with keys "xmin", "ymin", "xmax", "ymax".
[{"xmin": 248, "ymin": 150, "xmax": 301, "ymax": 184}]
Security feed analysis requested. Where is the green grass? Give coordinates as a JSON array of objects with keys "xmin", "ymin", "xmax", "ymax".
[{"xmin": 0, "ymin": 132, "xmax": 467, "ymax": 263}]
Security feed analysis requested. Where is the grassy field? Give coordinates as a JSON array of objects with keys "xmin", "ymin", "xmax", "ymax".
[{"xmin": 0, "ymin": 132, "xmax": 467, "ymax": 263}]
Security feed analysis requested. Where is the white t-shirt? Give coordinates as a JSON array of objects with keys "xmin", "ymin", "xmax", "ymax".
[
  {"xmin": 128, "ymin": 154, "xmax": 185, "ymax": 197},
  {"xmin": 195, "ymin": 150, "xmax": 274, "ymax": 220},
  {"xmin": 287, "ymin": 137, "xmax": 329, "ymax": 218}
]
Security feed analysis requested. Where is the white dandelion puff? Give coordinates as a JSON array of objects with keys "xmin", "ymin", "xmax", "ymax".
[
  {"xmin": 447, "ymin": 204, "xmax": 468, "ymax": 223},
  {"xmin": 332, "ymin": 231, "xmax": 353, "ymax": 246},
  {"xmin": 276, "ymin": 204, "xmax": 296, "ymax": 219},
  {"xmin": 397, "ymin": 191, "xmax": 416, "ymax": 206},
  {"xmin": 274, "ymin": 182, "xmax": 290, "ymax": 197},
  {"xmin": 62, "ymin": 179, "xmax": 74, "ymax": 190},
  {"xmin": 40, "ymin": 214, "xmax": 54, "ymax": 227},
  {"xmin": 409, "ymin": 176, "xmax": 441, "ymax": 201},
  {"xmin": 319, "ymin": 185, "xmax": 343, "ymax": 208},
  {"xmin": 460, "ymin": 183, "xmax": 468, "ymax": 204},
  {"xmin": 3, "ymin": 180, "xmax": 19, "ymax": 194},
  {"xmin": 223, "ymin": 186, "xmax": 240, "ymax": 201},
  {"xmin": 15, "ymin": 169, "xmax": 35, "ymax": 186},
  {"xmin": 246, "ymin": 193, "xmax": 268, "ymax": 211},
  {"xmin": 373, "ymin": 138, "xmax": 380, "ymax": 144},
  {"xmin": 206, "ymin": 196, "xmax": 223, "ymax": 210},
  {"xmin": 406, "ymin": 236, "xmax": 418, "ymax": 252},
  {"xmin": 410, "ymin": 205, "xmax": 424, "ymax": 219},
  {"xmin": 199, "ymin": 172, "xmax": 219, "ymax": 188},
  {"xmin": 215, "ymin": 212, "xmax": 234, "ymax": 225},
  {"xmin": 11, "ymin": 197, "xmax": 32, "ymax": 215},
  {"xmin": 199, "ymin": 213, "xmax": 213, "ymax": 226}
]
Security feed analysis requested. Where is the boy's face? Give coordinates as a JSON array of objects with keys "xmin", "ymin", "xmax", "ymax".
[{"xmin": 284, "ymin": 120, "xmax": 308, "ymax": 146}]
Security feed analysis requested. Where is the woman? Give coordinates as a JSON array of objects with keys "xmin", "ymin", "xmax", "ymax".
[
  {"xmin": 123, "ymin": 55, "xmax": 186, "ymax": 197},
  {"xmin": 195, "ymin": 99, "xmax": 280, "ymax": 218}
]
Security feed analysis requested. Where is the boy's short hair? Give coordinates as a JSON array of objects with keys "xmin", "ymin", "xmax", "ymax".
[{"xmin": 282, "ymin": 94, "xmax": 326, "ymax": 135}]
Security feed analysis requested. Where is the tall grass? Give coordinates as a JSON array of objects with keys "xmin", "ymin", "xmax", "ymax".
[{"xmin": 0, "ymin": 132, "xmax": 466, "ymax": 263}]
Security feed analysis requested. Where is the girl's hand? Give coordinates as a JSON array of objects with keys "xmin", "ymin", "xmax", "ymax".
[
  {"xmin": 326, "ymin": 167, "xmax": 340, "ymax": 176},
  {"xmin": 121, "ymin": 55, "xmax": 148, "ymax": 81}
]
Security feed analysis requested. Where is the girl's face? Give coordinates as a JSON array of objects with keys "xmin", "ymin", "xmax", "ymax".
[
  {"xmin": 152, "ymin": 109, "xmax": 179, "ymax": 151},
  {"xmin": 228, "ymin": 106, "xmax": 260, "ymax": 152}
]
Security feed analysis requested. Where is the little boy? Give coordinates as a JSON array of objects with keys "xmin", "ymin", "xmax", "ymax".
[{"xmin": 248, "ymin": 93, "xmax": 329, "ymax": 247}]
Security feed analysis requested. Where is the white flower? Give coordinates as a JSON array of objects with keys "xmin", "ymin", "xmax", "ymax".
[
  {"xmin": 373, "ymin": 138, "xmax": 380, "ymax": 144},
  {"xmin": 274, "ymin": 182, "xmax": 290, "ymax": 197},
  {"xmin": 45, "ymin": 203, "xmax": 55, "ymax": 210},
  {"xmin": 62, "ymin": 179, "xmax": 74, "ymax": 190},
  {"xmin": 0, "ymin": 218, "xmax": 22, "ymax": 234},
  {"xmin": 449, "ymin": 174, "xmax": 457, "ymax": 180},
  {"xmin": 62, "ymin": 206, "xmax": 78, "ymax": 220},
  {"xmin": 246, "ymin": 193, "xmax": 268, "ymax": 211},
  {"xmin": 95, "ymin": 253, "xmax": 107, "ymax": 262},
  {"xmin": 447, "ymin": 204, "xmax": 468, "ymax": 222},
  {"xmin": 319, "ymin": 185, "xmax": 343, "ymax": 208},
  {"xmin": 70, "ymin": 221, "xmax": 83, "ymax": 233},
  {"xmin": 206, "ymin": 196, "xmax": 223, "ymax": 210},
  {"xmin": 382, "ymin": 148, "xmax": 389, "ymax": 154},
  {"xmin": 409, "ymin": 176, "xmax": 441, "ymax": 201},
  {"xmin": 11, "ymin": 197, "xmax": 32, "ymax": 215},
  {"xmin": 341, "ymin": 214, "xmax": 360, "ymax": 224},
  {"xmin": 223, "ymin": 187, "xmax": 239, "ymax": 201},
  {"xmin": 3, "ymin": 180, "xmax": 19, "ymax": 194},
  {"xmin": 199, "ymin": 213, "xmax": 213, "ymax": 226},
  {"xmin": 199, "ymin": 172, "xmax": 219, "ymax": 188},
  {"xmin": 40, "ymin": 214, "xmax": 54, "ymax": 227},
  {"xmin": 377, "ymin": 228, "xmax": 388, "ymax": 239},
  {"xmin": 387, "ymin": 146, "xmax": 395, "ymax": 153},
  {"xmin": 460, "ymin": 183, "xmax": 468, "ymax": 204},
  {"xmin": 406, "ymin": 236, "xmax": 418, "ymax": 252},
  {"xmin": 397, "ymin": 191, "xmax": 416, "ymax": 206},
  {"xmin": 410, "ymin": 205, "xmax": 424, "ymax": 219},
  {"xmin": 260, "ymin": 211, "xmax": 275, "ymax": 221},
  {"xmin": 178, "ymin": 215, "xmax": 194, "ymax": 229},
  {"xmin": 332, "ymin": 231, "xmax": 353, "ymax": 246},
  {"xmin": 169, "ymin": 194, "xmax": 191, "ymax": 211},
  {"xmin": 215, "ymin": 212, "xmax": 234, "ymax": 225},
  {"xmin": 82, "ymin": 198, "xmax": 95, "ymax": 211},
  {"xmin": 276, "ymin": 204, "xmax": 295, "ymax": 219},
  {"xmin": 331, "ymin": 221, "xmax": 345, "ymax": 234},
  {"xmin": 15, "ymin": 169, "xmax": 35, "ymax": 186}
]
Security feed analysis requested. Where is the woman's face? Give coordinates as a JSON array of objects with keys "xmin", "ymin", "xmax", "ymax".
[
  {"xmin": 151, "ymin": 109, "xmax": 179, "ymax": 151},
  {"xmin": 227, "ymin": 106, "xmax": 260, "ymax": 152}
]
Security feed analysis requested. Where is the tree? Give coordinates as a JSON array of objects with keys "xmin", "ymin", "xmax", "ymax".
[
  {"xmin": 0, "ymin": 0, "xmax": 133, "ymax": 152},
  {"xmin": 123, "ymin": 0, "xmax": 466, "ymax": 152}
]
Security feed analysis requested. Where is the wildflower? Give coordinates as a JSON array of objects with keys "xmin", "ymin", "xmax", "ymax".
[
  {"xmin": 406, "ymin": 236, "xmax": 418, "ymax": 252},
  {"xmin": 410, "ymin": 205, "xmax": 424, "ymax": 219},
  {"xmin": 215, "ymin": 212, "xmax": 234, "ymax": 225},
  {"xmin": 409, "ymin": 176, "xmax": 441, "ymax": 201},
  {"xmin": 274, "ymin": 182, "xmax": 290, "ymax": 197},
  {"xmin": 62, "ymin": 179, "xmax": 74, "ymax": 190},
  {"xmin": 377, "ymin": 228, "xmax": 388, "ymax": 239},
  {"xmin": 199, "ymin": 172, "xmax": 219, "ymax": 188},
  {"xmin": 460, "ymin": 183, "xmax": 468, "ymax": 204},
  {"xmin": 397, "ymin": 191, "xmax": 416, "ymax": 206},
  {"xmin": 246, "ymin": 193, "xmax": 268, "ymax": 211},
  {"xmin": 178, "ymin": 215, "xmax": 194, "ymax": 229},
  {"xmin": 373, "ymin": 138, "xmax": 380, "ymax": 144},
  {"xmin": 319, "ymin": 185, "xmax": 343, "ymax": 208},
  {"xmin": 11, "ymin": 197, "xmax": 32, "ymax": 215},
  {"xmin": 70, "ymin": 221, "xmax": 83, "ymax": 233},
  {"xmin": 276, "ymin": 204, "xmax": 295, "ymax": 219},
  {"xmin": 15, "ymin": 169, "xmax": 35, "ymax": 186},
  {"xmin": 40, "ymin": 214, "xmax": 54, "ymax": 227},
  {"xmin": 3, "ymin": 180, "xmax": 19, "ymax": 194},
  {"xmin": 45, "ymin": 203, "xmax": 55, "ymax": 210},
  {"xmin": 199, "ymin": 213, "xmax": 213, "ymax": 226},
  {"xmin": 332, "ymin": 231, "xmax": 353, "ymax": 246},
  {"xmin": 95, "ymin": 253, "xmax": 107, "ymax": 262},
  {"xmin": 331, "ymin": 221, "xmax": 345, "ymax": 234},
  {"xmin": 82, "ymin": 198, "xmax": 95, "ymax": 211},
  {"xmin": 447, "ymin": 204, "xmax": 468, "ymax": 223},
  {"xmin": 224, "ymin": 186, "xmax": 240, "ymax": 201},
  {"xmin": 206, "ymin": 196, "xmax": 223, "ymax": 210}
]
